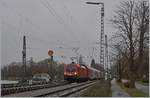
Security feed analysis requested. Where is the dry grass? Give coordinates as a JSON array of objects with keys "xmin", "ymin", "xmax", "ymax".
[{"xmin": 81, "ymin": 80, "xmax": 111, "ymax": 97}]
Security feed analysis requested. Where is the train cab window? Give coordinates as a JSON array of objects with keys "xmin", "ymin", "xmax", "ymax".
[
  {"xmin": 71, "ymin": 62, "xmax": 75, "ymax": 64},
  {"xmin": 66, "ymin": 64, "xmax": 77, "ymax": 72},
  {"xmin": 80, "ymin": 65, "xmax": 86, "ymax": 69}
]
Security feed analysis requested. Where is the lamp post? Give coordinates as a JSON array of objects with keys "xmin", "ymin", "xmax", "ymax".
[{"xmin": 86, "ymin": 1, "xmax": 105, "ymax": 79}]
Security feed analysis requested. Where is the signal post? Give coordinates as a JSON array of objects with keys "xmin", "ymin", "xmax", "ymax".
[{"xmin": 48, "ymin": 49, "xmax": 54, "ymax": 79}]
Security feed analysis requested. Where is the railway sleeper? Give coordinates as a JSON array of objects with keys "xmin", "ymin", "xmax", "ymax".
[{"xmin": 36, "ymin": 81, "xmax": 94, "ymax": 97}]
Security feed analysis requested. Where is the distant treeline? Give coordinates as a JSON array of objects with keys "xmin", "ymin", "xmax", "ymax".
[{"xmin": 1, "ymin": 58, "xmax": 64, "ymax": 80}]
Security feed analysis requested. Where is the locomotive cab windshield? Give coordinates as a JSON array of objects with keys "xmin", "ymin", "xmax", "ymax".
[{"xmin": 65, "ymin": 63, "xmax": 78, "ymax": 76}]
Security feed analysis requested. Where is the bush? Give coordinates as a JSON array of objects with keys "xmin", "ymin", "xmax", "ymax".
[
  {"xmin": 122, "ymin": 79, "xmax": 130, "ymax": 88},
  {"xmin": 124, "ymin": 82, "xmax": 130, "ymax": 88},
  {"xmin": 142, "ymin": 79, "xmax": 149, "ymax": 83}
]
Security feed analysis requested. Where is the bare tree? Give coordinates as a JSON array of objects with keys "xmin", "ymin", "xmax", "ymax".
[
  {"xmin": 111, "ymin": 43, "xmax": 129, "ymax": 82},
  {"xmin": 111, "ymin": 0, "xmax": 139, "ymax": 88},
  {"xmin": 134, "ymin": 1, "xmax": 149, "ymax": 78}
]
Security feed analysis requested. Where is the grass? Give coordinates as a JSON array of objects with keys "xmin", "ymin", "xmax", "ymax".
[
  {"xmin": 137, "ymin": 80, "xmax": 149, "ymax": 86},
  {"xmin": 81, "ymin": 80, "xmax": 111, "ymax": 97},
  {"xmin": 118, "ymin": 82, "xmax": 149, "ymax": 97}
]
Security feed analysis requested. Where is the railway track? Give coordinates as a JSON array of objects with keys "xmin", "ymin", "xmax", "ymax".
[
  {"xmin": 2, "ymin": 82, "xmax": 48, "ymax": 89},
  {"xmin": 2, "ymin": 80, "xmax": 66, "ymax": 89},
  {"xmin": 1, "ymin": 81, "xmax": 69, "ymax": 96},
  {"xmin": 3, "ymin": 80, "xmax": 97, "ymax": 97},
  {"xmin": 44, "ymin": 81, "xmax": 96, "ymax": 97}
]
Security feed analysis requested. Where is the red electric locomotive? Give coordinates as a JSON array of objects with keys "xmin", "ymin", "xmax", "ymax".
[{"xmin": 64, "ymin": 62, "xmax": 101, "ymax": 82}]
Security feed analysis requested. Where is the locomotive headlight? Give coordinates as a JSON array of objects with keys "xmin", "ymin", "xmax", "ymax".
[
  {"xmin": 64, "ymin": 72, "xmax": 67, "ymax": 75},
  {"xmin": 74, "ymin": 72, "xmax": 77, "ymax": 75}
]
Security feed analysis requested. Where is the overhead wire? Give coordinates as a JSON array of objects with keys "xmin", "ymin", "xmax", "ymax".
[
  {"xmin": 1, "ymin": 0, "xmax": 102, "ymax": 64},
  {"xmin": 41, "ymin": 0, "xmax": 79, "ymax": 41},
  {"xmin": 0, "ymin": 0, "xmax": 60, "ymax": 43},
  {"xmin": 0, "ymin": 0, "xmax": 77, "ymax": 63},
  {"xmin": 40, "ymin": 0, "xmax": 81, "ymax": 53},
  {"xmin": 1, "ymin": 7, "xmax": 64, "ymax": 54},
  {"xmin": 1, "ymin": 20, "xmax": 59, "ymax": 51}
]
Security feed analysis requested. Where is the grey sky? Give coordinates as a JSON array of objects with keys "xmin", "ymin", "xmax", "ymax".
[{"xmin": 1, "ymin": 0, "xmax": 123, "ymax": 67}]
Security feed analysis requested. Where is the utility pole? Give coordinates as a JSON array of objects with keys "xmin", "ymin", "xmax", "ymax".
[
  {"xmin": 22, "ymin": 35, "xmax": 26, "ymax": 82},
  {"xmin": 117, "ymin": 53, "xmax": 121, "ymax": 82},
  {"xmin": 105, "ymin": 35, "xmax": 108, "ymax": 80},
  {"xmin": 30, "ymin": 57, "xmax": 33, "ymax": 77},
  {"xmin": 92, "ymin": 47, "xmax": 95, "ymax": 58},
  {"xmin": 86, "ymin": 2, "xmax": 105, "ymax": 78}
]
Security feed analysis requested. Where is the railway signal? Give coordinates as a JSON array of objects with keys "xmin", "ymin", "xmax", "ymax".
[
  {"xmin": 48, "ymin": 49, "xmax": 54, "ymax": 56},
  {"xmin": 48, "ymin": 49, "xmax": 54, "ymax": 79}
]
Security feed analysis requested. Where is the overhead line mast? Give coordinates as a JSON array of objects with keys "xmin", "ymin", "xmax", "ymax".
[
  {"xmin": 100, "ymin": 3, "xmax": 105, "ymax": 70},
  {"xmin": 86, "ymin": 1, "xmax": 105, "ymax": 73}
]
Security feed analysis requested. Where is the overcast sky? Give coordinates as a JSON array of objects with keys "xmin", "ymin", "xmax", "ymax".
[{"xmin": 1, "ymin": 0, "xmax": 129, "ymax": 67}]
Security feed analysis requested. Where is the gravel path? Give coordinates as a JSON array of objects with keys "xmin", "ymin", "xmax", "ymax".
[
  {"xmin": 111, "ymin": 78, "xmax": 130, "ymax": 97},
  {"xmin": 135, "ymin": 82, "xmax": 149, "ymax": 95}
]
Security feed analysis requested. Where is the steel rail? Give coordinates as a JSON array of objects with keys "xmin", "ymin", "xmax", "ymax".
[{"xmin": 2, "ymin": 81, "xmax": 69, "ymax": 96}]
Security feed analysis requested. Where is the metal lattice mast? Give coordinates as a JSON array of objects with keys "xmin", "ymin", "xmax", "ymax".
[
  {"xmin": 100, "ymin": 4, "xmax": 104, "ymax": 68},
  {"xmin": 86, "ymin": 2, "xmax": 105, "ymax": 77},
  {"xmin": 22, "ymin": 35, "xmax": 26, "ymax": 82}
]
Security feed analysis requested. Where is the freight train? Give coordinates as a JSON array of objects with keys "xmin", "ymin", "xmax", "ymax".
[{"xmin": 64, "ymin": 62, "xmax": 102, "ymax": 82}]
